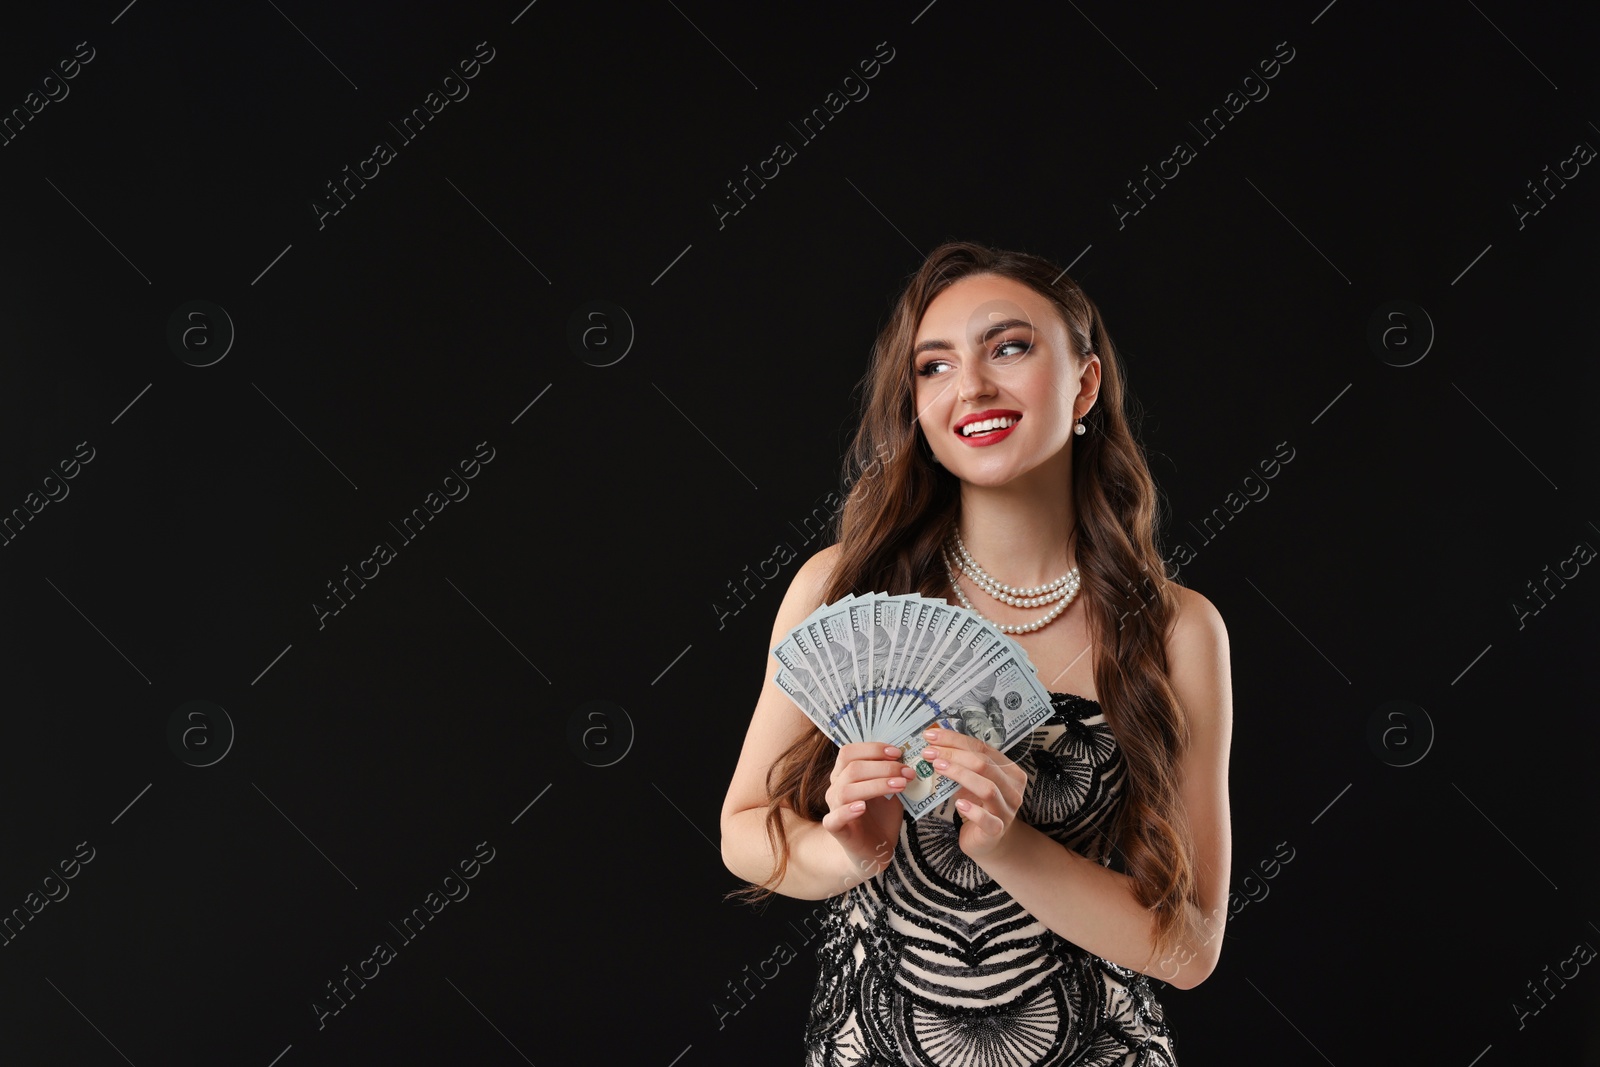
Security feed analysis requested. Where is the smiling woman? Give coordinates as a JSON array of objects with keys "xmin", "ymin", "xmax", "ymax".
[{"xmin": 719, "ymin": 240, "xmax": 1233, "ymax": 1067}]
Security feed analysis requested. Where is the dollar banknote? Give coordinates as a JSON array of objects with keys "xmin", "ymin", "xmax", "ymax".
[{"xmin": 770, "ymin": 591, "xmax": 1057, "ymax": 820}]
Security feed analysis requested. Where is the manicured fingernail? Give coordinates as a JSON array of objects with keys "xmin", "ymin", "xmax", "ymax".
[
  {"xmin": 888, "ymin": 778, "xmax": 904, "ymax": 788},
  {"xmin": 924, "ymin": 729, "xmax": 939, "ymax": 740},
  {"xmin": 922, "ymin": 747, "xmax": 936, "ymax": 758},
  {"xmin": 850, "ymin": 801, "xmax": 865, "ymax": 812},
  {"xmin": 933, "ymin": 759, "xmax": 949, "ymax": 771},
  {"xmin": 884, "ymin": 745, "xmax": 902, "ymax": 757}
]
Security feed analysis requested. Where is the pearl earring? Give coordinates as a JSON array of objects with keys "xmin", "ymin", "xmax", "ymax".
[{"xmin": 1074, "ymin": 418, "xmax": 1086, "ymax": 436}]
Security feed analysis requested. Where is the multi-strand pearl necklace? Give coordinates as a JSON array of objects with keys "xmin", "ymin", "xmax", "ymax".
[{"xmin": 941, "ymin": 529, "xmax": 1080, "ymax": 634}]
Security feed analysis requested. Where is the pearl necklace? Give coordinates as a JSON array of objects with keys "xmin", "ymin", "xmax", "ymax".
[{"xmin": 941, "ymin": 531, "xmax": 1081, "ymax": 634}]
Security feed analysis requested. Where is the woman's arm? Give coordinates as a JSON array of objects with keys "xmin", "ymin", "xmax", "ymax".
[
  {"xmin": 967, "ymin": 584, "xmax": 1234, "ymax": 988},
  {"xmin": 720, "ymin": 545, "xmax": 886, "ymax": 901},
  {"xmin": 721, "ymin": 803, "xmax": 884, "ymax": 900}
]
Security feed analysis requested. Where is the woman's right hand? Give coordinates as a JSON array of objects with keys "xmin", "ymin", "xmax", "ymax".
[{"xmin": 821, "ymin": 743, "xmax": 913, "ymax": 883}]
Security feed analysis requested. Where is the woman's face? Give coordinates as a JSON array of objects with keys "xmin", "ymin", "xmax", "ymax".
[{"xmin": 911, "ymin": 273, "xmax": 1099, "ymax": 486}]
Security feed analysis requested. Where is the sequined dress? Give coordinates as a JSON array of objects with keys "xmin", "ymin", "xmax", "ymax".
[{"xmin": 802, "ymin": 691, "xmax": 1178, "ymax": 1067}]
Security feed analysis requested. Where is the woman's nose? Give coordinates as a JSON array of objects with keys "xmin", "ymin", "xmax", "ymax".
[{"xmin": 957, "ymin": 361, "xmax": 995, "ymax": 402}]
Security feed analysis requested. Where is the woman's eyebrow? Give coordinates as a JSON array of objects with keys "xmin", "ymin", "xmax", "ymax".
[{"xmin": 913, "ymin": 318, "xmax": 1033, "ymax": 356}]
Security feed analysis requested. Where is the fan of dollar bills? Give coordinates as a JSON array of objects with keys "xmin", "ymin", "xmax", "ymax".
[{"xmin": 771, "ymin": 592, "xmax": 1056, "ymax": 820}]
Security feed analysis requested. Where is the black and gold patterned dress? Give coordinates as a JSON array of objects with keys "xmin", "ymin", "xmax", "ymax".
[{"xmin": 803, "ymin": 691, "xmax": 1178, "ymax": 1066}]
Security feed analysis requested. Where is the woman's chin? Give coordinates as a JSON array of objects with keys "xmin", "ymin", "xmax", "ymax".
[{"xmin": 947, "ymin": 462, "xmax": 1028, "ymax": 488}]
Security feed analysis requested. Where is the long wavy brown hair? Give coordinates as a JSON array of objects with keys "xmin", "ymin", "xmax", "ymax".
[{"xmin": 728, "ymin": 240, "xmax": 1203, "ymax": 972}]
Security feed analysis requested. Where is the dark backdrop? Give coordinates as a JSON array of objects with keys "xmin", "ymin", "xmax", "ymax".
[{"xmin": 1, "ymin": 1, "xmax": 1596, "ymax": 1064}]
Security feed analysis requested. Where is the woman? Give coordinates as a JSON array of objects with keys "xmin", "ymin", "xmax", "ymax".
[{"xmin": 719, "ymin": 240, "xmax": 1233, "ymax": 1066}]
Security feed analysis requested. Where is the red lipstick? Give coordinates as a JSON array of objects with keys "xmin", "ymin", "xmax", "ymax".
[{"xmin": 954, "ymin": 409, "xmax": 1022, "ymax": 447}]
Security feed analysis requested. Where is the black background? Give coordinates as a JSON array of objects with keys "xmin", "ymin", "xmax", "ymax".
[{"xmin": 1, "ymin": 1, "xmax": 1597, "ymax": 1064}]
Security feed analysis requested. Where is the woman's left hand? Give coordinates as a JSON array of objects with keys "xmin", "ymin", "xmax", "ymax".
[{"xmin": 920, "ymin": 727, "xmax": 1029, "ymax": 860}]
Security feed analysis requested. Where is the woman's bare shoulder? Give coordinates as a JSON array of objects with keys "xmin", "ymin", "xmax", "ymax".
[
  {"xmin": 1162, "ymin": 580, "xmax": 1231, "ymax": 724},
  {"xmin": 1165, "ymin": 579, "xmax": 1225, "ymax": 638},
  {"xmin": 757, "ymin": 544, "xmax": 845, "ymax": 635},
  {"xmin": 793, "ymin": 543, "xmax": 844, "ymax": 596}
]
